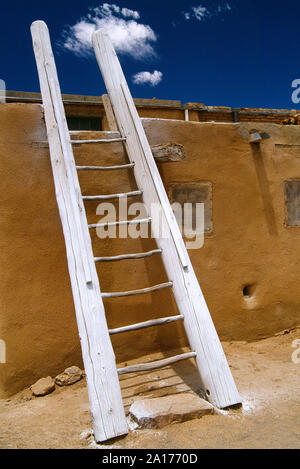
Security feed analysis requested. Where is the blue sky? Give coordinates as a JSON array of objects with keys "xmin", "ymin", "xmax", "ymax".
[{"xmin": 2, "ymin": 0, "xmax": 300, "ymax": 109}]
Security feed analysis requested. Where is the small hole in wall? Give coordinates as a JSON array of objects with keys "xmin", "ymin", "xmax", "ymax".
[
  {"xmin": 206, "ymin": 389, "xmax": 210, "ymax": 396},
  {"xmin": 242, "ymin": 284, "xmax": 255, "ymax": 298}
]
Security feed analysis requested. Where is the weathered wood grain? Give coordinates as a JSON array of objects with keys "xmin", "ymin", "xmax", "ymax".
[
  {"xmin": 31, "ymin": 20, "xmax": 128, "ymax": 442},
  {"xmin": 92, "ymin": 29, "xmax": 241, "ymax": 409}
]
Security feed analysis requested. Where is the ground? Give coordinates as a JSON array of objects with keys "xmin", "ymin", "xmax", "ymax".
[{"xmin": 0, "ymin": 328, "xmax": 299, "ymax": 449}]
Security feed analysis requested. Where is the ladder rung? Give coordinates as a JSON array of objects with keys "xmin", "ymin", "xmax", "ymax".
[
  {"xmin": 117, "ymin": 352, "xmax": 196, "ymax": 375},
  {"xmin": 109, "ymin": 314, "xmax": 184, "ymax": 335},
  {"xmin": 102, "ymin": 281, "xmax": 173, "ymax": 298},
  {"xmin": 88, "ymin": 217, "xmax": 151, "ymax": 229},
  {"xmin": 82, "ymin": 190, "xmax": 142, "ymax": 201},
  {"xmin": 76, "ymin": 163, "xmax": 135, "ymax": 171},
  {"xmin": 94, "ymin": 249, "xmax": 162, "ymax": 263},
  {"xmin": 70, "ymin": 138, "xmax": 126, "ymax": 144}
]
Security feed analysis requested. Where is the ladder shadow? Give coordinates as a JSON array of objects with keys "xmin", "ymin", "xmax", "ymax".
[
  {"xmin": 140, "ymin": 236, "xmax": 205, "ymax": 399},
  {"xmin": 157, "ymin": 348, "xmax": 206, "ymax": 398},
  {"xmin": 119, "ymin": 363, "xmax": 203, "ymax": 415},
  {"xmin": 251, "ymin": 144, "xmax": 278, "ymax": 237}
]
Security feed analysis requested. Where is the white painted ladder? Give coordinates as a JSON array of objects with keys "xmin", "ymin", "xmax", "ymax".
[{"xmin": 31, "ymin": 20, "xmax": 241, "ymax": 443}]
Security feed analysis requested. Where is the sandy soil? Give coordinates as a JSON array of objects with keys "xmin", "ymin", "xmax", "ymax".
[{"xmin": 0, "ymin": 328, "xmax": 299, "ymax": 449}]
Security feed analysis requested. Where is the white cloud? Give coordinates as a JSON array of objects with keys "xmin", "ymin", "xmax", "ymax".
[
  {"xmin": 183, "ymin": 2, "xmax": 232, "ymax": 22},
  {"xmin": 121, "ymin": 7, "xmax": 140, "ymax": 19},
  {"xmin": 192, "ymin": 6, "xmax": 209, "ymax": 21},
  {"xmin": 61, "ymin": 4, "xmax": 157, "ymax": 59},
  {"xmin": 217, "ymin": 3, "xmax": 232, "ymax": 13},
  {"xmin": 132, "ymin": 70, "xmax": 163, "ymax": 86}
]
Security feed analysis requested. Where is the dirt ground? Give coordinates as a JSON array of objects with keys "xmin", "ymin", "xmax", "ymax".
[{"xmin": 0, "ymin": 328, "xmax": 299, "ymax": 449}]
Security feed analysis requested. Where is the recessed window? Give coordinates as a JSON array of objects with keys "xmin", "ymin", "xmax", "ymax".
[
  {"xmin": 67, "ymin": 116, "xmax": 102, "ymax": 131},
  {"xmin": 284, "ymin": 180, "xmax": 300, "ymax": 227},
  {"xmin": 169, "ymin": 182, "xmax": 213, "ymax": 234}
]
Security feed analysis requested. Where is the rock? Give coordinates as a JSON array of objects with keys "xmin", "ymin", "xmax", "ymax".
[
  {"xmin": 55, "ymin": 366, "xmax": 83, "ymax": 386},
  {"xmin": 151, "ymin": 143, "xmax": 186, "ymax": 162},
  {"xmin": 18, "ymin": 388, "xmax": 33, "ymax": 402},
  {"xmin": 80, "ymin": 429, "xmax": 92, "ymax": 440},
  {"xmin": 31, "ymin": 376, "xmax": 55, "ymax": 397},
  {"xmin": 129, "ymin": 393, "xmax": 214, "ymax": 429}
]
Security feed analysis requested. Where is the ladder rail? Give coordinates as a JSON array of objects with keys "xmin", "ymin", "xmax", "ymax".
[
  {"xmin": 47, "ymin": 77, "xmax": 92, "ymax": 285},
  {"xmin": 92, "ymin": 29, "xmax": 241, "ymax": 409},
  {"xmin": 31, "ymin": 20, "xmax": 128, "ymax": 443}
]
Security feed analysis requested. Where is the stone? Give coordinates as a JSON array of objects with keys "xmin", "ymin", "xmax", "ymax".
[
  {"xmin": 18, "ymin": 388, "xmax": 33, "ymax": 402},
  {"xmin": 151, "ymin": 143, "xmax": 186, "ymax": 162},
  {"xmin": 55, "ymin": 366, "xmax": 83, "ymax": 386},
  {"xmin": 80, "ymin": 429, "xmax": 92, "ymax": 440},
  {"xmin": 129, "ymin": 393, "xmax": 214, "ymax": 429},
  {"xmin": 31, "ymin": 376, "xmax": 55, "ymax": 397}
]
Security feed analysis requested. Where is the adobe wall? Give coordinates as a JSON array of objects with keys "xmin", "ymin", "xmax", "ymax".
[{"xmin": 0, "ymin": 103, "xmax": 300, "ymax": 397}]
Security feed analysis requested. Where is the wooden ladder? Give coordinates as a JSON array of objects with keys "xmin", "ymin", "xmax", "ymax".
[{"xmin": 31, "ymin": 21, "xmax": 241, "ymax": 443}]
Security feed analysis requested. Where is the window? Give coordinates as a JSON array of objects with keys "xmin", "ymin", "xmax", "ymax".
[
  {"xmin": 67, "ymin": 116, "xmax": 102, "ymax": 131},
  {"xmin": 284, "ymin": 179, "xmax": 300, "ymax": 226},
  {"xmin": 169, "ymin": 182, "xmax": 213, "ymax": 234}
]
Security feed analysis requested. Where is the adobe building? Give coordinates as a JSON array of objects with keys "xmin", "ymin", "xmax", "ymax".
[{"xmin": 1, "ymin": 90, "xmax": 300, "ymax": 398}]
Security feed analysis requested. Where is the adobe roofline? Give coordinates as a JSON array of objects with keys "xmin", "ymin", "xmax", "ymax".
[{"xmin": 4, "ymin": 90, "xmax": 300, "ymax": 116}]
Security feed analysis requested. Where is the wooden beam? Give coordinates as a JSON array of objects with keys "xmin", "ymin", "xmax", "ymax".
[
  {"xmin": 151, "ymin": 143, "xmax": 186, "ymax": 162},
  {"xmin": 6, "ymin": 90, "xmax": 182, "ymax": 108},
  {"xmin": 70, "ymin": 137, "xmax": 126, "ymax": 144},
  {"xmin": 31, "ymin": 21, "xmax": 128, "ymax": 442},
  {"xmin": 92, "ymin": 29, "xmax": 241, "ymax": 409},
  {"xmin": 249, "ymin": 132, "xmax": 263, "ymax": 144},
  {"xmin": 48, "ymin": 138, "xmax": 187, "ymax": 162},
  {"xmin": 102, "ymin": 93, "xmax": 119, "ymax": 131}
]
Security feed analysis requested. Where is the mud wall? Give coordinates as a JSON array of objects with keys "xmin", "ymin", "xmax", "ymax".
[{"xmin": 0, "ymin": 103, "xmax": 300, "ymax": 397}]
